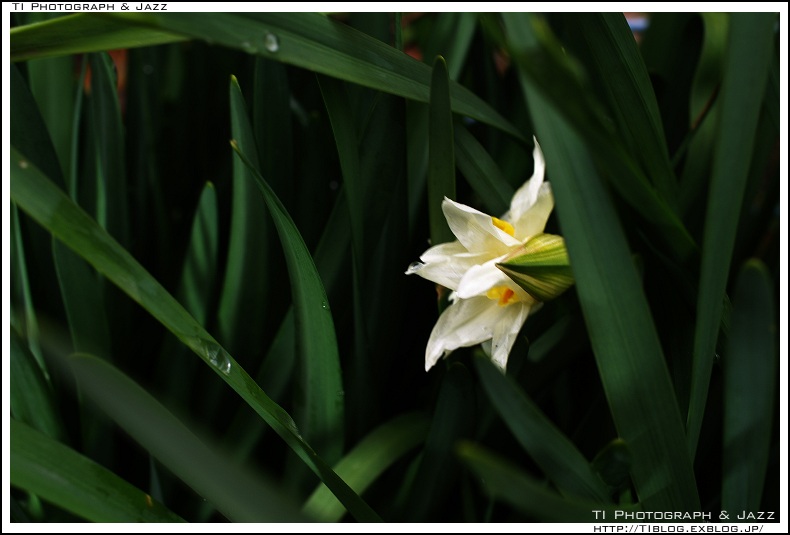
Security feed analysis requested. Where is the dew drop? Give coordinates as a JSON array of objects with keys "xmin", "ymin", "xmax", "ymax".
[
  {"xmin": 321, "ymin": 301, "xmax": 328, "ymax": 310},
  {"xmin": 240, "ymin": 40, "xmax": 258, "ymax": 53},
  {"xmin": 406, "ymin": 261, "xmax": 423, "ymax": 274},
  {"xmin": 263, "ymin": 32, "xmax": 280, "ymax": 53},
  {"xmin": 199, "ymin": 338, "xmax": 232, "ymax": 376}
]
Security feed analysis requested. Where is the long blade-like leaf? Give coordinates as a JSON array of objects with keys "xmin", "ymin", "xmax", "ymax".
[
  {"xmin": 494, "ymin": 14, "xmax": 696, "ymax": 263},
  {"xmin": 10, "ymin": 13, "xmax": 186, "ymax": 62},
  {"xmin": 403, "ymin": 363, "xmax": 474, "ymax": 521},
  {"xmin": 678, "ymin": 13, "xmax": 729, "ymax": 214},
  {"xmin": 567, "ymin": 13, "xmax": 677, "ymax": 203},
  {"xmin": 686, "ymin": 12, "xmax": 775, "ymax": 459},
  {"xmin": 303, "ymin": 413, "xmax": 430, "ymax": 522},
  {"xmin": 230, "ymin": 77, "xmax": 345, "ymax": 464},
  {"xmin": 428, "ymin": 55, "xmax": 456, "ymax": 246},
  {"xmin": 474, "ymin": 356, "xmax": 610, "ymax": 503},
  {"xmin": 11, "ymin": 12, "xmax": 523, "ymax": 141},
  {"xmin": 67, "ymin": 354, "xmax": 307, "ymax": 522},
  {"xmin": 454, "ymin": 122, "xmax": 514, "ymax": 215},
  {"xmin": 10, "ymin": 330, "xmax": 63, "ymax": 441},
  {"xmin": 9, "ymin": 146, "xmax": 380, "ymax": 522},
  {"xmin": 458, "ymin": 442, "xmax": 636, "ymax": 522},
  {"xmin": 722, "ymin": 260, "xmax": 777, "ymax": 513},
  {"xmin": 89, "ymin": 52, "xmax": 127, "ymax": 245},
  {"xmin": 217, "ymin": 77, "xmax": 272, "ymax": 359},
  {"xmin": 11, "ymin": 418, "xmax": 184, "ymax": 522},
  {"xmin": 503, "ymin": 12, "xmax": 699, "ymax": 513}
]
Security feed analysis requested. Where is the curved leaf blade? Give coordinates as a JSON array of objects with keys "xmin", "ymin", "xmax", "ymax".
[
  {"xmin": 11, "ymin": 12, "xmax": 523, "ymax": 141},
  {"xmin": 230, "ymin": 77, "xmax": 345, "ymax": 464},
  {"xmin": 568, "ymin": 13, "xmax": 677, "ymax": 203},
  {"xmin": 686, "ymin": 12, "xmax": 776, "ymax": 459},
  {"xmin": 11, "ymin": 419, "xmax": 184, "ymax": 523},
  {"xmin": 9, "ymin": 146, "xmax": 380, "ymax": 522},
  {"xmin": 502, "ymin": 12, "xmax": 700, "ymax": 512},
  {"xmin": 458, "ymin": 442, "xmax": 637, "ymax": 522},
  {"xmin": 428, "ymin": 55, "xmax": 456, "ymax": 246},
  {"xmin": 303, "ymin": 413, "xmax": 430, "ymax": 522},
  {"xmin": 474, "ymin": 356, "xmax": 610, "ymax": 503},
  {"xmin": 67, "ymin": 353, "xmax": 307, "ymax": 522},
  {"xmin": 10, "ymin": 13, "xmax": 186, "ymax": 62},
  {"xmin": 722, "ymin": 260, "xmax": 777, "ymax": 513}
]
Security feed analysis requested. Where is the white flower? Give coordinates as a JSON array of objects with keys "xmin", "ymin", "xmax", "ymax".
[{"xmin": 406, "ymin": 139, "xmax": 554, "ymax": 372}]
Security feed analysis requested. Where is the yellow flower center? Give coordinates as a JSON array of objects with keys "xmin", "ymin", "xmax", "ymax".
[
  {"xmin": 486, "ymin": 285, "xmax": 518, "ymax": 307},
  {"xmin": 492, "ymin": 217, "xmax": 515, "ymax": 237}
]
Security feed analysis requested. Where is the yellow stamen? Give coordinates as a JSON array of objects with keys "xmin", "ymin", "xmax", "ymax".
[
  {"xmin": 486, "ymin": 286, "xmax": 517, "ymax": 306},
  {"xmin": 492, "ymin": 217, "xmax": 515, "ymax": 236}
]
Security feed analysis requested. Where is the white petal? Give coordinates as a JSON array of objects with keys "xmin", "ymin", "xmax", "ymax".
[
  {"xmin": 442, "ymin": 198, "xmax": 520, "ymax": 256},
  {"xmin": 507, "ymin": 138, "xmax": 546, "ymax": 222},
  {"xmin": 512, "ymin": 182, "xmax": 553, "ymax": 240},
  {"xmin": 425, "ymin": 296, "xmax": 506, "ymax": 371},
  {"xmin": 406, "ymin": 240, "xmax": 479, "ymax": 291},
  {"xmin": 455, "ymin": 257, "xmax": 510, "ymax": 298},
  {"xmin": 489, "ymin": 302, "xmax": 531, "ymax": 372}
]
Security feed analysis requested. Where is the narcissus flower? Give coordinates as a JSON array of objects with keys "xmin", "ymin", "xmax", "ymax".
[{"xmin": 407, "ymin": 139, "xmax": 573, "ymax": 372}]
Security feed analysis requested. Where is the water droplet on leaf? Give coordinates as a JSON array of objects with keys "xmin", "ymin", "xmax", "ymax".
[
  {"xmin": 240, "ymin": 40, "xmax": 257, "ymax": 53},
  {"xmin": 199, "ymin": 338, "xmax": 231, "ymax": 375},
  {"xmin": 263, "ymin": 32, "xmax": 279, "ymax": 53}
]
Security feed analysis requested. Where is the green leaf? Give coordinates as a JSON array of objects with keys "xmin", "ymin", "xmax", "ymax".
[
  {"xmin": 11, "ymin": 418, "xmax": 184, "ymax": 522},
  {"xmin": 10, "ymin": 62, "xmax": 65, "ymax": 189},
  {"xmin": 421, "ymin": 13, "xmax": 477, "ymax": 81},
  {"xmin": 254, "ymin": 57, "xmax": 295, "ymax": 210},
  {"xmin": 9, "ymin": 147, "xmax": 380, "ymax": 522},
  {"xmin": 319, "ymin": 75, "xmax": 364, "ymax": 263},
  {"xmin": 458, "ymin": 442, "xmax": 635, "ymax": 522},
  {"xmin": 230, "ymin": 78, "xmax": 345, "ymax": 465},
  {"xmin": 453, "ymin": 122, "xmax": 514, "ymax": 215},
  {"xmin": 26, "ymin": 54, "xmax": 76, "ymax": 180},
  {"xmin": 156, "ymin": 182, "xmax": 219, "ymax": 405},
  {"xmin": 303, "ymin": 413, "xmax": 430, "ymax": 522},
  {"xmin": 428, "ymin": 55, "xmax": 456, "ymax": 246},
  {"xmin": 220, "ymin": 188, "xmax": 353, "ymax": 468},
  {"xmin": 12, "ymin": 12, "xmax": 522, "ymax": 140},
  {"xmin": 403, "ymin": 363, "xmax": 474, "ymax": 521},
  {"xmin": 503, "ymin": 12, "xmax": 699, "ymax": 512},
  {"xmin": 722, "ymin": 260, "xmax": 777, "ymax": 513},
  {"xmin": 473, "ymin": 356, "xmax": 610, "ymax": 503},
  {"xmin": 497, "ymin": 14, "xmax": 697, "ymax": 263},
  {"xmin": 176, "ymin": 181, "xmax": 218, "ymax": 325},
  {"xmin": 678, "ymin": 13, "xmax": 729, "ymax": 214},
  {"xmin": 566, "ymin": 13, "xmax": 677, "ymax": 203},
  {"xmin": 10, "ymin": 330, "xmax": 64, "ymax": 441},
  {"xmin": 318, "ymin": 74, "xmax": 378, "ymax": 439},
  {"xmin": 10, "ymin": 203, "xmax": 46, "ymax": 375},
  {"xmin": 53, "ymin": 238, "xmax": 111, "ymax": 357},
  {"xmin": 10, "ymin": 13, "xmax": 186, "ymax": 62},
  {"xmin": 67, "ymin": 354, "xmax": 306, "ymax": 522},
  {"xmin": 592, "ymin": 439, "xmax": 633, "ymax": 493},
  {"xmin": 216, "ymin": 76, "xmax": 271, "ymax": 358},
  {"xmin": 89, "ymin": 52, "xmax": 128, "ymax": 247},
  {"xmin": 406, "ymin": 101, "xmax": 430, "ymax": 234},
  {"xmin": 686, "ymin": 13, "xmax": 776, "ymax": 459}
]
